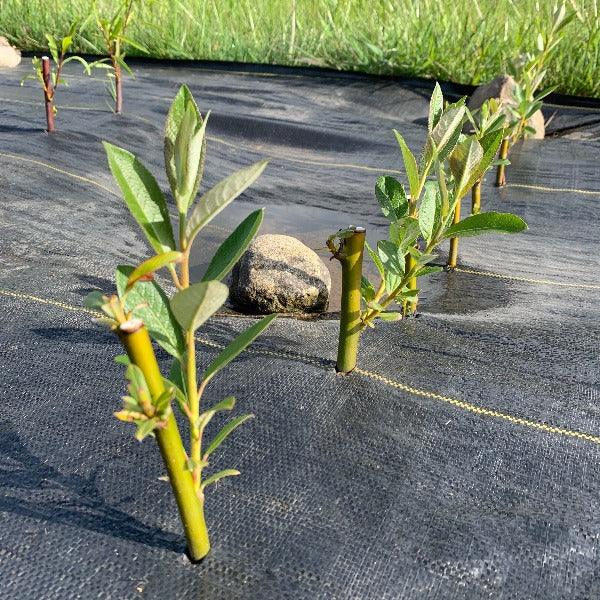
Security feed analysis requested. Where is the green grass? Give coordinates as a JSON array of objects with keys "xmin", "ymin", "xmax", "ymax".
[{"xmin": 1, "ymin": 0, "xmax": 599, "ymax": 97}]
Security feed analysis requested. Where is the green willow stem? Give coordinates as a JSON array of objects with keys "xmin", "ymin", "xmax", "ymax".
[
  {"xmin": 471, "ymin": 179, "xmax": 481, "ymax": 214},
  {"xmin": 403, "ymin": 253, "xmax": 417, "ymax": 316},
  {"xmin": 118, "ymin": 321, "xmax": 210, "ymax": 561},
  {"xmin": 495, "ymin": 139, "xmax": 510, "ymax": 187},
  {"xmin": 336, "ymin": 226, "xmax": 366, "ymax": 374},
  {"xmin": 447, "ymin": 199, "xmax": 461, "ymax": 268}
]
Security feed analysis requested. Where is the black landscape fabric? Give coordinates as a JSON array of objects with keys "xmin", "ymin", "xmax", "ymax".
[{"xmin": 0, "ymin": 59, "xmax": 599, "ymax": 599}]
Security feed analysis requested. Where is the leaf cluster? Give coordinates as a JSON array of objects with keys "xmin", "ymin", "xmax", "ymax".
[
  {"xmin": 86, "ymin": 84, "xmax": 274, "ymax": 494},
  {"xmin": 506, "ymin": 3, "xmax": 575, "ymax": 141},
  {"xmin": 347, "ymin": 83, "xmax": 526, "ymax": 328},
  {"xmin": 21, "ymin": 20, "xmax": 93, "ymax": 101}
]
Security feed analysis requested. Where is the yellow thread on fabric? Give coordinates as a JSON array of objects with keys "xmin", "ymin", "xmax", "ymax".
[
  {"xmin": 454, "ymin": 267, "xmax": 600, "ymax": 290},
  {"xmin": 507, "ymin": 182, "xmax": 600, "ymax": 196},
  {"xmin": 354, "ymin": 368, "xmax": 600, "ymax": 444},
  {"xmin": 0, "ymin": 288, "xmax": 99, "ymax": 316},
  {"xmin": 0, "ymin": 152, "xmax": 116, "ymax": 196},
  {"xmin": 1, "ymin": 286, "xmax": 599, "ymax": 446}
]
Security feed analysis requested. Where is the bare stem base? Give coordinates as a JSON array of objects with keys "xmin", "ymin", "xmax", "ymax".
[
  {"xmin": 336, "ymin": 227, "xmax": 366, "ymax": 374},
  {"xmin": 495, "ymin": 139, "xmax": 510, "ymax": 187},
  {"xmin": 118, "ymin": 324, "xmax": 210, "ymax": 561}
]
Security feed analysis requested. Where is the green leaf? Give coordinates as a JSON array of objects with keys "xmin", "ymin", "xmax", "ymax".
[
  {"xmin": 45, "ymin": 34, "xmax": 59, "ymax": 63},
  {"xmin": 393, "ymin": 131, "xmax": 419, "ymax": 200},
  {"xmin": 116, "ymin": 266, "xmax": 185, "ymax": 359},
  {"xmin": 114, "ymin": 354, "xmax": 130, "ymax": 366},
  {"xmin": 415, "ymin": 265, "xmax": 443, "ymax": 277},
  {"xmin": 126, "ymin": 363, "xmax": 150, "ymax": 400},
  {"xmin": 202, "ymin": 313, "xmax": 276, "ymax": 384},
  {"xmin": 84, "ymin": 290, "xmax": 106, "ymax": 310},
  {"xmin": 377, "ymin": 311, "xmax": 402, "ymax": 322},
  {"xmin": 377, "ymin": 240, "xmax": 405, "ymax": 293},
  {"xmin": 428, "ymin": 83, "xmax": 444, "ymax": 133},
  {"xmin": 165, "ymin": 85, "xmax": 205, "ymax": 209},
  {"xmin": 375, "ymin": 176, "xmax": 408, "ymax": 221},
  {"xmin": 174, "ymin": 104, "xmax": 210, "ymax": 211},
  {"xmin": 200, "ymin": 469, "xmax": 240, "ymax": 491},
  {"xmin": 203, "ymin": 414, "xmax": 254, "ymax": 458},
  {"xmin": 135, "ymin": 418, "xmax": 159, "ymax": 442},
  {"xmin": 472, "ymin": 128, "xmax": 504, "ymax": 186},
  {"xmin": 185, "ymin": 160, "xmax": 268, "ymax": 246},
  {"xmin": 430, "ymin": 105, "xmax": 466, "ymax": 162},
  {"xmin": 361, "ymin": 276, "xmax": 376, "ymax": 302},
  {"xmin": 202, "ymin": 209, "xmax": 264, "ymax": 282},
  {"xmin": 168, "ymin": 359, "xmax": 186, "ymax": 396},
  {"xmin": 365, "ymin": 241, "xmax": 385, "ymax": 280},
  {"xmin": 103, "ymin": 142, "xmax": 175, "ymax": 254},
  {"xmin": 443, "ymin": 212, "xmax": 528, "ymax": 239},
  {"xmin": 170, "ymin": 281, "xmax": 229, "ymax": 333},
  {"xmin": 126, "ymin": 251, "xmax": 182, "ymax": 290},
  {"xmin": 418, "ymin": 182, "xmax": 438, "ymax": 241},
  {"xmin": 389, "ymin": 216, "xmax": 421, "ymax": 252},
  {"xmin": 161, "ymin": 381, "xmax": 186, "ymax": 414},
  {"xmin": 207, "ymin": 396, "xmax": 236, "ymax": 414},
  {"xmin": 196, "ymin": 396, "xmax": 237, "ymax": 432},
  {"xmin": 61, "ymin": 35, "xmax": 73, "ymax": 55},
  {"xmin": 449, "ymin": 137, "xmax": 484, "ymax": 199}
]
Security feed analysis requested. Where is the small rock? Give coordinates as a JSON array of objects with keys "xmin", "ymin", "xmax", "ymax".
[
  {"xmin": 0, "ymin": 37, "xmax": 21, "ymax": 68},
  {"xmin": 231, "ymin": 234, "xmax": 331, "ymax": 314},
  {"xmin": 468, "ymin": 74, "xmax": 545, "ymax": 139}
]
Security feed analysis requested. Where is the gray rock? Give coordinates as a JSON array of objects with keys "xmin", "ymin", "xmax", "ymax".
[
  {"xmin": 231, "ymin": 234, "xmax": 331, "ymax": 314},
  {"xmin": 468, "ymin": 74, "xmax": 545, "ymax": 139},
  {"xmin": 0, "ymin": 37, "xmax": 21, "ymax": 68}
]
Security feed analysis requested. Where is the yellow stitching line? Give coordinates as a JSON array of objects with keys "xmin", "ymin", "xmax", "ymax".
[
  {"xmin": 6, "ymin": 95, "xmax": 600, "ymax": 183},
  {"xmin": 1, "ymin": 286, "xmax": 599, "ymax": 446},
  {"xmin": 2, "ymin": 151, "xmax": 597, "ymax": 289},
  {"xmin": 507, "ymin": 183, "xmax": 600, "ymax": 196},
  {"xmin": 454, "ymin": 267, "xmax": 600, "ymax": 290},
  {"xmin": 0, "ymin": 288, "xmax": 99, "ymax": 317},
  {"xmin": 0, "ymin": 151, "xmax": 230, "ymax": 233},
  {"xmin": 353, "ymin": 368, "xmax": 600, "ymax": 445},
  {"xmin": 0, "ymin": 151, "xmax": 116, "ymax": 195},
  {"xmin": 2, "ymin": 151, "xmax": 598, "ymax": 289}
]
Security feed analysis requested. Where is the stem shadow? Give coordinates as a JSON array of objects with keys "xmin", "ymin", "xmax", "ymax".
[{"xmin": 0, "ymin": 421, "xmax": 184, "ymax": 554}]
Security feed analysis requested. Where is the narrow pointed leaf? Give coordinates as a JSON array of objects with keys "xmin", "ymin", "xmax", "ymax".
[
  {"xmin": 126, "ymin": 251, "xmax": 182, "ymax": 290},
  {"xmin": 202, "ymin": 209, "xmax": 264, "ymax": 282},
  {"xmin": 431, "ymin": 105, "xmax": 466, "ymax": 162},
  {"xmin": 203, "ymin": 313, "xmax": 277, "ymax": 384},
  {"xmin": 449, "ymin": 137, "xmax": 484, "ymax": 199},
  {"xmin": 204, "ymin": 414, "xmax": 254, "ymax": 458},
  {"xmin": 103, "ymin": 142, "xmax": 175, "ymax": 253},
  {"xmin": 365, "ymin": 241, "xmax": 385, "ymax": 280},
  {"xmin": 207, "ymin": 396, "xmax": 236, "ymax": 414},
  {"xmin": 170, "ymin": 281, "xmax": 229, "ymax": 332},
  {"xmin": 200, "ymin": 469, "xmax": 240, "ymax": 491},
  {"xmin": 418, "ymin": 182, "xmax": 438, "ymax": 241},
  {"xmin": 186, "ymin": 160, "xmax": 268, "ymax": 245},
  {"xmin": 428, "ymin": 83, "xmax": 444, "ymax": 133},
  {"xmin": 377, "ymin": 312, "xmax": 402, "ymax": 321},
  {"xmin": 415, "ymin": 265, "xmax": 444, "ymax": 277},
  {"xmin": 393, "ymin": 131, "xmax": 419, "ymax": 200},
  {"xmin": 164, "ymin": 85, "xmax": 206, "ymax": 209},
  {"xmin": 443, "ymin": 212, "xmax": 528, "ymax": 239}
]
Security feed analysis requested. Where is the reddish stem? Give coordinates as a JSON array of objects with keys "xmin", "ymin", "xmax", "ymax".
[
  {"xmin": 114, "ymin": 62, "xmax": 123, "ymax": 114},
  {"xmin": 41, "ymin": 56, "xmax": 55, "ymax": 133}
]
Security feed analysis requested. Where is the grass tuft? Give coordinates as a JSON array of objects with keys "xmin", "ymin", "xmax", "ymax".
[{"xmin": 0, "ymin": 0, "xmax": 598, "ymax": 97}]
